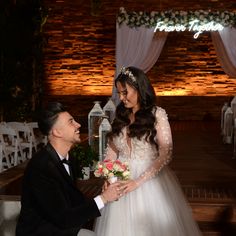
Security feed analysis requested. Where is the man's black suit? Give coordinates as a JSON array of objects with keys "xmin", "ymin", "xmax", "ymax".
[{"xmin": 16, "ymin": 143, "xmax": 101, "ymax": 236}]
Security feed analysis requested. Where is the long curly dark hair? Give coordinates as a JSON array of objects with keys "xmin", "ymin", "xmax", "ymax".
[{"xmin": 109, "ymin": 66, "xmax": 157, "ymax": 146}]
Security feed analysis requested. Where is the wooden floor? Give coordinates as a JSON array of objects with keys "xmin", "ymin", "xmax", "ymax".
[
  {"xmin": 169, "ymin": 121, "xmax": 236, "ymax": 236},
  {"xmin": 170, "ymin": 120, "xmax": 236, "ymax": 192},
  {"xmin": 1, "ymin": 120, "xmax": 236, "ymax": 235}
]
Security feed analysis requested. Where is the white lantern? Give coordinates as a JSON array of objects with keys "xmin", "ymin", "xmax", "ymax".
[
  {"xmin": 221, "ymin": 102, "xmax": 228, "ymax": 135},
  {"xmin": 231, "ymin": 96, "xmax": 236, "ymax": 119},
  {"xmin": 88, "ymin": 101, "xmax": 104, "ymax": 154},
  {"xmin": 99, "ymin": 116, "xmax": 111, "ymax": 161},
  {"xmin": 103, "ymin": 98, "xmax": 116, "ymax": 123},
  {"xmin": 223, "ymin": 107, "xmax": 234, "ymax": 144}
]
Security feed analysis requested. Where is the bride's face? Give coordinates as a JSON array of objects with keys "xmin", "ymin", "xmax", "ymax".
[{"xmin": 116, "ymin": 82, "xmax": 140, "ymax": 113}]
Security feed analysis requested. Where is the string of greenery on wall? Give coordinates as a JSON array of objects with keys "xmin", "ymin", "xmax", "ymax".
[
  {"xmin": 117, "ymin": 7, "xmax": 236, "ymax": 28},
  {"xmin": 0, "ymin": 0, "xmax": 48, "ymax": 121}
]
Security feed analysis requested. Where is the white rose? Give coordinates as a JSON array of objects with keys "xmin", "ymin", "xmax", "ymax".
[
  {"xmin": 98, "ymin": 164, "xmax": 103, "ymax": 169},
  {"xmin": 108, "ymin": 172, "xmax": 114, "ymax": 178},
  {"xmin": 122, "ymin": 170, "xmax": 130, "ymax": 179},
  {"xmin": 103, "ymin": 168, "xmax": 109, "ymax": 175}
]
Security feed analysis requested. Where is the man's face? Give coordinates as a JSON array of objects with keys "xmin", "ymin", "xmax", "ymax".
[{"xmin": 52, "ymin": 111, "xmax": 81, "ymax": 145}]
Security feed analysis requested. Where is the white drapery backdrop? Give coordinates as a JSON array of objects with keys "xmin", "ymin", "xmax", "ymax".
[
  {"xmin": 211, "ymin": 27, "xmax": 236, "ymax": 77},
  {"xmin": 112, "ymin": 24, "xmax": 236, "ymax": 105},
  {"xmin": 112, "ymin": 23, "xmax": 168, "ymax": 104}
]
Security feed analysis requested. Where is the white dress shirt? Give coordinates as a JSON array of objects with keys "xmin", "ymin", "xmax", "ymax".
[{"xmin": 57, "ymin": 152, "xmax": 104, "ymax": 210}]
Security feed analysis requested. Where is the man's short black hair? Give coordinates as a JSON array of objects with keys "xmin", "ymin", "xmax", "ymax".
[{"xmin": 38, "ymin": 102, "xmax": 66, "ymax": 136}]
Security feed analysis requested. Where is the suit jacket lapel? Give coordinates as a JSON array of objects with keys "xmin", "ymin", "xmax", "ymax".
[{"xmin": 45, "ymin": 143, "xmax": 76, "ymax": 187}]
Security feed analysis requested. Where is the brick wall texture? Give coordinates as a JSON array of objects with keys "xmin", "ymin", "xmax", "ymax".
[{"xmin": 42, "ymin": 0, "xmax": 236, "ymax": 120}]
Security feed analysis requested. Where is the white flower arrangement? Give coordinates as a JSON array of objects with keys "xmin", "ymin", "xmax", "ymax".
[{"xmin": 117, "ymin": 7, "xmax": 236, "ymax": 29}]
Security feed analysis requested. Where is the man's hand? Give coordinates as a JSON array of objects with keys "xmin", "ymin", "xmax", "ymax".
[
  {"xmin": 102, "ymin": 180, "xmax": 109, "ymax": 192},
  {"xmin": 101, "ymin": 182, "xmax": 123, "ymax": 203}
]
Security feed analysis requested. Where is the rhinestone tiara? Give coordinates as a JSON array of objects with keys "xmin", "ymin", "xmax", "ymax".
[{"xmin": 120, "ymin": 66, "xmax": 136, "ymax": 83}]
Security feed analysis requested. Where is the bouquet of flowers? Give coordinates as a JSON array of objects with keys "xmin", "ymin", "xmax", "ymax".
[{"xmin": 94, "ymin": 159, "xmax": 130, "ymax": 183}]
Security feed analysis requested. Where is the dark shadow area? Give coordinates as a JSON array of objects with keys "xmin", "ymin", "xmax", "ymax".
[{"xmin": 218, "ymin": 206, "xmax": 236, "ymax": 236}]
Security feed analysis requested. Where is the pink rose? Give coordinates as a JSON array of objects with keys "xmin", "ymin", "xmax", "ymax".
[{"xmin": 105, "ymin": 162, "xmax": 113, "ymax": 171}]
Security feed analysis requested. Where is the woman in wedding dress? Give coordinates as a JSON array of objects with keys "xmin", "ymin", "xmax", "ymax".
[{"xmin": 94, "ymin": 66, "xmax": 202, "ymax": 236}]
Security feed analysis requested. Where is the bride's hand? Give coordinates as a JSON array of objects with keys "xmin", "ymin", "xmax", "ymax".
[{"xmin": 120, "ymin": 180, "xmax": 138, "ymax": 194}]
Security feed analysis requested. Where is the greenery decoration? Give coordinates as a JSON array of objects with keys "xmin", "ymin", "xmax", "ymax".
[
  {"xmin": 69, "ymin": 144, "xmax": 98, "ymax": 179},
  {"xmin": 117, "ymin": 7, "xmax": 236, "ymax": 29}
]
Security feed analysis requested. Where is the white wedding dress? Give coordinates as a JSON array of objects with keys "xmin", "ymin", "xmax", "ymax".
[{"xmin": 94, "ymin": 107, "xmax": 202, "ymax": 236}]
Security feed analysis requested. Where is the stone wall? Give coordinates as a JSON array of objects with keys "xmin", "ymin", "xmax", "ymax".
[{"xmin": 42, "ymin": 0, "xmax": 236, "ymax": 120}]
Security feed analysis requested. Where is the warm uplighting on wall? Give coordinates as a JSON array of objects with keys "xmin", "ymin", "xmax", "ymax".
[
  {"xmin": 46, "ymin": 60, "xmax": 236, "ymax": 97},
  {"xmin": 78, "ymin": 85, "xmax": 113, "ymax": 95},
  {"xmin": 47, "ymin": 74, "xmax": 113, "ymax": 96},
  {"xmin": 156, "ymin": 89, "xmax": 189, "ymax": 96},
  {"xmin": 47, "ymin": 72, "xmax": 232, "ymax": 96}
]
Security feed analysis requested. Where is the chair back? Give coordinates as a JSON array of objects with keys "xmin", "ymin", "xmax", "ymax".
[
  {"xmin": 27, "ymin": 122, "xmax": 47, "ymax": 146},
  {"xmin": 7, "ymin": 122, "xmax": 36, "ymax": 159},
  {"xmin": 0, "ymin": 124, "xmax": 20, "ymax": 168}
]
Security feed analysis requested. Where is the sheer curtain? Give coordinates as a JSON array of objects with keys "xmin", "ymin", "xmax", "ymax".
[
  {"xmin": 112, "ymin": 23, "xmax": 168, "ymax": 104},
  {"xmin": 211, "ymin": 27, "xmax": 236, "ymax": 77}
]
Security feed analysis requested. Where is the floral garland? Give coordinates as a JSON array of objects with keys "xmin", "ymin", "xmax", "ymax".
[{"xmin": 117, "ymin": 7, "xmax": 236, "ymax": 28}]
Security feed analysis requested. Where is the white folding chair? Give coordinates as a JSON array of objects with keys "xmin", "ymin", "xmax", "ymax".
[
  {"xmin": 7, "ymin": 122, "xmax": 35, "ymax": 160},
  {"xmin": 0, "ymin": 124, "xmax": 21, "ymax": 168},
  {"xmin": 27, "ymin": 122, "xmax": 47, "ymax": 147}
]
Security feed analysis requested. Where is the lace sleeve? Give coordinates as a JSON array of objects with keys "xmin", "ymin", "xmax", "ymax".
[{"xmin": 135, "ymin": 107, "xmax": 173, "ymax": 186}]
